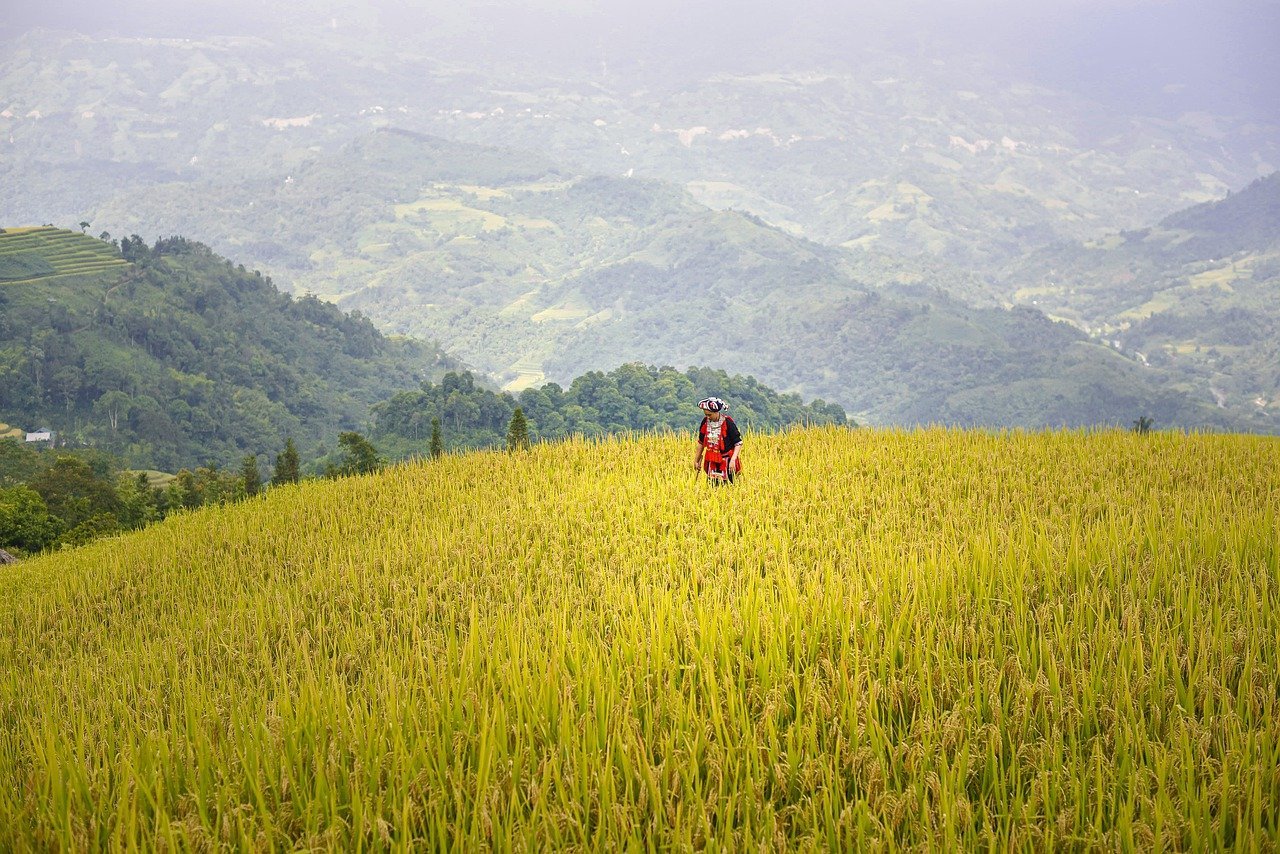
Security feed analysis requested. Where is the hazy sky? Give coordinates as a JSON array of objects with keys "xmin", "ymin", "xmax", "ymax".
[{"xmin": 4, "ymin": 0, "xmax": 1277, "ymax": 119}]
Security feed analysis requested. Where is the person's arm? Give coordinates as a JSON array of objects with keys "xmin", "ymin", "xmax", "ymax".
[
  {"xmin": 726, "ymin": 419, "xmax": 743, "ymax": 469},
  {"xmin": 694, "ymin": 420, "xmax": 705, "ymax": 470}
]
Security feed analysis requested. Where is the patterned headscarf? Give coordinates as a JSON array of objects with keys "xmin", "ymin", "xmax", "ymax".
[{"xmin": 698, "ymin": 397, "xmax": 727, "ymax": 413}]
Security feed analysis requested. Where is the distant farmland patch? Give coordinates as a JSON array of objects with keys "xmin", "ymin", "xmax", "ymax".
[{"xmin": 0, "ymin": 226, "xmax": 129, "ymax": 284}]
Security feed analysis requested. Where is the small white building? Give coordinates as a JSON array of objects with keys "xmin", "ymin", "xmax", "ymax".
[{"xmin": 24, "ymin": 429, "xmax": 53, "ymax": 444}]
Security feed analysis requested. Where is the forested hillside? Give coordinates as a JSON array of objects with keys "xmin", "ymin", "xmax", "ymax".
[
  {"xmin": 79, "ymin": 130, "xmax": 1245, "ymax": 430},
  {"xmin": 0, "ymin": 228, "xmax": 457, "ymax": 470},
  {"xmin": 2, "ymin": 13, "xmax": 1276, "ymax": 436},
  {"xmin": 1001, "ymin": 173, "xmax": 1280, "ymax": 426}
]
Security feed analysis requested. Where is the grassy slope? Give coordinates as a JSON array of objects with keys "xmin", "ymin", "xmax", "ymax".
[{"xmin": 1, "ymin": 428, "xmax": 1277, "ymax": 848}]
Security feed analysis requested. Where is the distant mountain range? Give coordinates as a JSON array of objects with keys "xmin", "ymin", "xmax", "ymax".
[
  {"xmin": 1, "ymin": 24, "xmax": 1273, "ymax": 260},
  {"xmin": 74, "ymin": 128, "xmax": 1252, "ymax": 430},
  {"xmin": 1, "ymin": 23, "xmax": 1276, "ymax": 432}
]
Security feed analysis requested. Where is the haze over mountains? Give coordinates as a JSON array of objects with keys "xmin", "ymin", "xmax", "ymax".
[
  {"xmin": 5, "ymin": 0, "xmax": 1277, "ymax": 120},
  {"xmin": 2, "ymin": 0, "xmax": 1277, "ymax": 430}
]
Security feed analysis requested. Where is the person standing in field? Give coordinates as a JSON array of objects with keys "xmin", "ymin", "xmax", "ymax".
[{"xmin": 694, "ymin": 397, "xmax": 742, "ymax": 484}]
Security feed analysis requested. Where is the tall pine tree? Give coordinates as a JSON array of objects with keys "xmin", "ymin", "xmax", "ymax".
[
  {"xmin": 429, "ymin": 417, "xmax": 443, "ymax": 459},
  {"xmin": 240, "ymin": 454, "xmax": 261, "ymax": 497},
  {"xmin": 506, "ymin": 407, "xmax": 530, "ymax": 452},
  {"xmin": 273, "ymin": 438, "xmax": 300, "ymax": 485}
]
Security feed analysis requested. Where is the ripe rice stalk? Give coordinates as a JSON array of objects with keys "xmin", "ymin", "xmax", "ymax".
[{"xmin": 0, "ymin": 427, "xmax": 1276, "ymax": 849}]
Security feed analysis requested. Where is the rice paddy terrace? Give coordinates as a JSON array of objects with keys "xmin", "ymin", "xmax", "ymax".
[
  {"xmin": 1, "ymin": 427, "xmax": 1277, "ymax": 849},
  {"xmin": 0, "ymin": 226, "xmax": 129, "ymax": 284}
]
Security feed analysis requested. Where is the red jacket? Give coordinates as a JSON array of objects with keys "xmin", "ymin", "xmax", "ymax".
[{"xmin": 699, "ymin": 415, "xmax": 742, "ymax": 475}]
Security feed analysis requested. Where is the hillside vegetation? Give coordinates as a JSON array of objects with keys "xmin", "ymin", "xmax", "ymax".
[
  {"xmin": 2, "ymin": 22, "xmax": 1276, "ymax": 435},
  {"xmin": 0, "ymin": 229, "xmax": 457, "ymax": 470},
  {"xmin": 88, "ymin": 131, "xmax": 1249, "ymax": 430},
  {"xmin": 1002, "ymin": 173, "xmax": 1280, "ymax": 428},
  {"xmin": 370, "ymin": 364, "xmax": 847, "ymax": 457},
  {"xmin": 1, "ymin": 428, "xmax": 1276, "ymax": 848}
]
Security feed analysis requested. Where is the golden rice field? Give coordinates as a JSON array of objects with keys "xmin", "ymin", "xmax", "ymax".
[{"xmin": 1, "ymin": 427, "xmax": 1278, "ymax": 850}]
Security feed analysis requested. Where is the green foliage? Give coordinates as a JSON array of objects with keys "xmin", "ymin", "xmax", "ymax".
[
  {"xmin": 273, "ymin": 439, "xmax": 301, "ymax": 485},
  {"xmin": 114, "ymin": 472, "xmax": 161, "ymax": 529},
  {"xmin": 172, "ymin": 470, "xmax": 199, "ymax": 511},
  {"xmin": 164, "ymin": 465, "xmax": 246, "ymax": 511},
  {"xmin": 58, "ymin": 513, "xmax": 121, "ymax": 548},
  {"xmin": 506, "ymin": 407, "xmax": 530, "ymax": 452},
  {"xmin": 0, "ymin": 230, "xmax": 460, "ymax": 471},
  {"xmin": 0, "ymin": 445, "xmax": 175, "ymax": 553},
  {"xmin": 373, "ymin": 364, "xmax": 848, "ymax": 457},
  {"xmin": 0, "ymin": 486, "xmax": 59, "ymax": 553},
  {"xmin": 429, "ymin": 417, "xmax": 443, "ymax": 459},
  {"xmin": 0, "ymin": 440, "xmax": 48, "ymax": 487},
  {"xmin": 30, "ymin": 455, "xmax": 123, "ymax": 530},
  {"xmin": 330, "ymin": 431, "xmax": 383, "ymax": 477},
  {"xmin": 240, "ymin": 454, "xmax": 262, "ymax": 497}
]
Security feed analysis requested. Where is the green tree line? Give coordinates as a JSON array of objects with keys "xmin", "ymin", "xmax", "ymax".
[
  {"xmin": 370, "ymin": 363, "xmax": 848, "ymax": 457},
  {"xmin": 0, "ymin": 434, "xmax": 364, "ymax": 557}
]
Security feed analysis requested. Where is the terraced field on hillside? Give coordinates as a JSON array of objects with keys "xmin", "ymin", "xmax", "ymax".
[
  {"xmin": 0, "ymin": 226, "xmax": 129, "ymax": 284},
  {"xmin": 2, "ymin": 428, "xmax": 1277, "ymax": 849}
]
